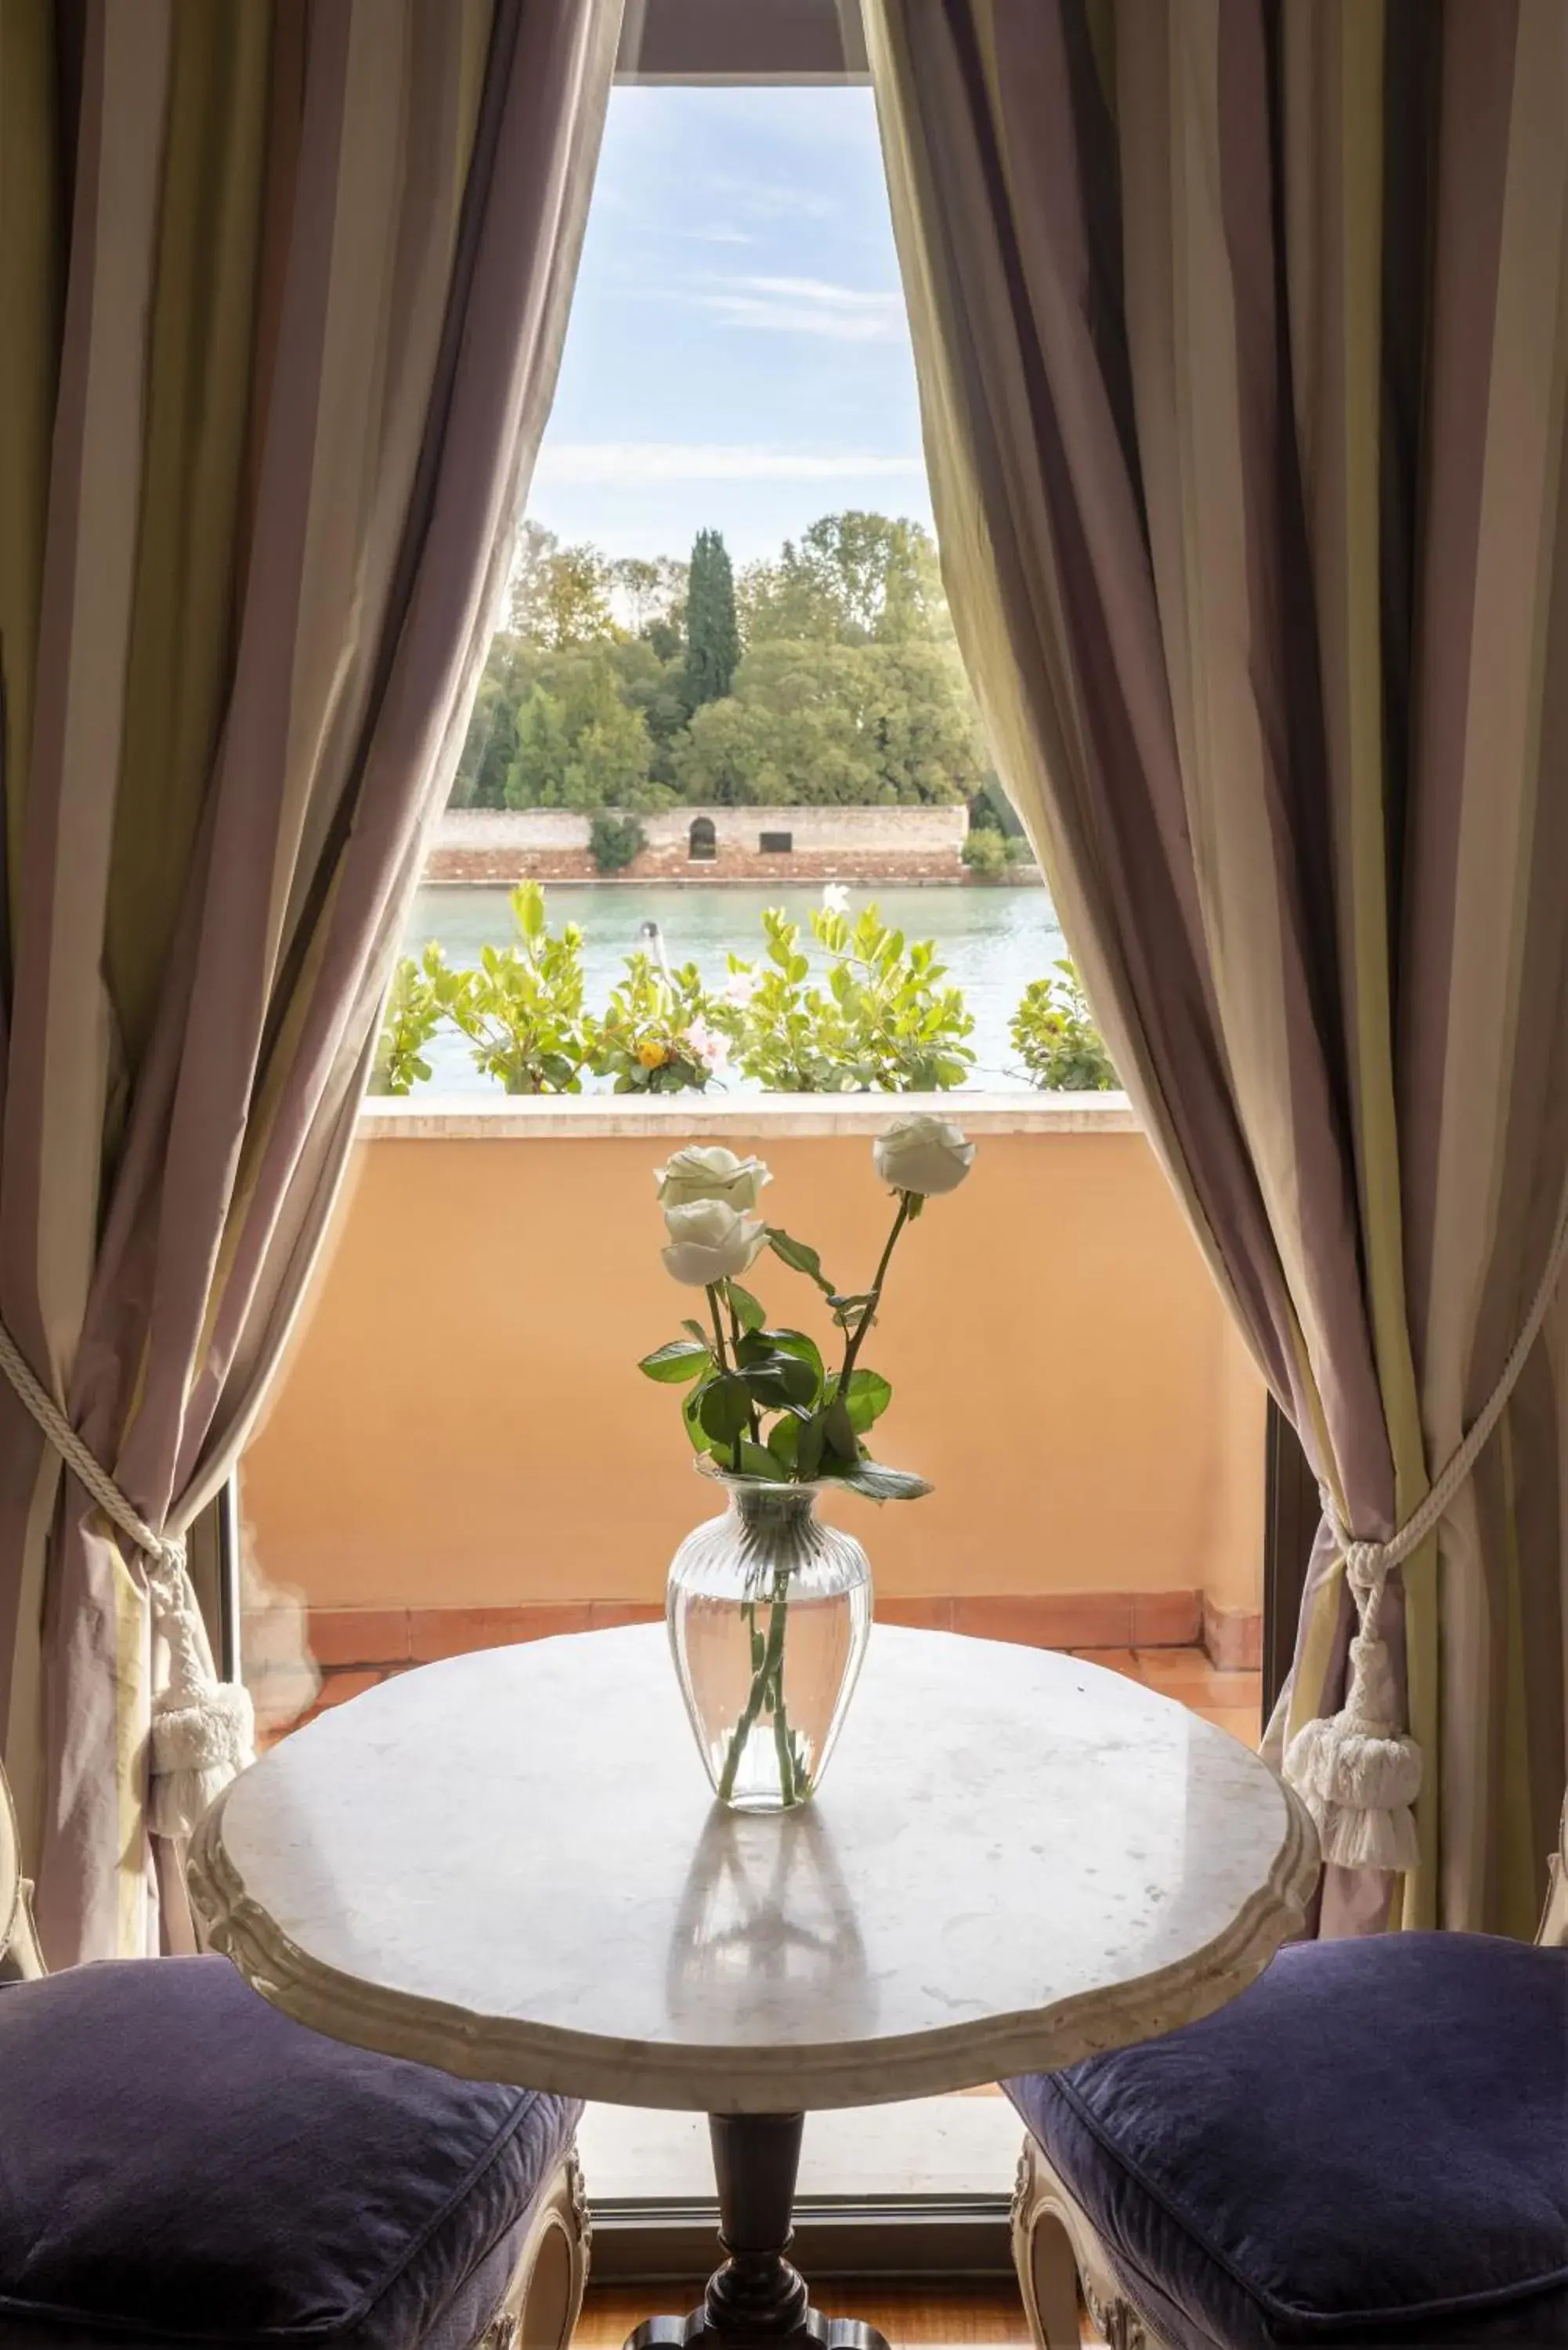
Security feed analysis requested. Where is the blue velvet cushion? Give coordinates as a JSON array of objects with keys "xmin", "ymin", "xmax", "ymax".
[
  {"xmin": 0, "ymin": 1954, "xmax": 580, "ymax": 2350},
  {"xmin": 1006, "ymin": 1935, "xmax": 1568, "ymax": 2350}
]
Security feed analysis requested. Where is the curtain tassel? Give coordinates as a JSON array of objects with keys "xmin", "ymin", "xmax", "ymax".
[
  {"xmin": 1282, "ymin": 1188, "xmax": 1568, "ymax": 1875},
  {"xmin": 0, "ymin": 1321, "xmax": 254, "ymax": 1841},
  {"xmin": 1284, "ymin": 1556, "xmax": 1421, "ymax": 1871}
]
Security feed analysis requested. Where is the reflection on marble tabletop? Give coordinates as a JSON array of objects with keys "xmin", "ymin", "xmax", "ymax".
[{"xmin": 190, "ymin": 1625, "xmax": 1317, "ymax": 2112}]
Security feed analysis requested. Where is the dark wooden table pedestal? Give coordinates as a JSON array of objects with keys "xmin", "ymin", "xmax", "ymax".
[{"xmin": 625, "ymin": 2113, "xmax": 891, "ymax": 2350}]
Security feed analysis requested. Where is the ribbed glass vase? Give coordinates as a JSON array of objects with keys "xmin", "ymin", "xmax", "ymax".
[{"xmin": 667, "ymin": 1478, "xmax": 872, "ymax": 1812}]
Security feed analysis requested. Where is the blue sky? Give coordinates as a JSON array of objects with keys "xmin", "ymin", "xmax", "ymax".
[{"xmin": 527, "ymin": 87, "xmax": 934, "ymax": 565}]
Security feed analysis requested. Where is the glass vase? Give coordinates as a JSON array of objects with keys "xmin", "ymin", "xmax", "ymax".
[{"xmin": 667, "ymin": 1478, "xmax": 872, "ymax": 1812}]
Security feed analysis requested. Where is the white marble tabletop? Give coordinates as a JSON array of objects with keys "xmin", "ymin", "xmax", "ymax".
[{"xmin": 190, "ymin": 1625, "xmax": 1317, "ymax": 2113}]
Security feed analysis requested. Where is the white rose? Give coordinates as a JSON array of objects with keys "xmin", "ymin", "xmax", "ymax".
[
  {"xmin": 656, "ymin": 1144, "xmax": 771, "ymax": 1212},
  {"xmin": 661, "ymin": 1198, "xmax": 769, "ymax": 1288},
  {"xmin": 873, "ymin": 1113, "xmax": 976, "ymax": 1198}
]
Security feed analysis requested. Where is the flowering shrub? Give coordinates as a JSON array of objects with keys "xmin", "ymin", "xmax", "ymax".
[{"xmin": 589, "ymin": 951, "xmax": 726, "ymax": 1093}]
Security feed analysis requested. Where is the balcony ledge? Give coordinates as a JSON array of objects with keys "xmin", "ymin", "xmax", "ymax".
[{"xmin": 357, "ymin": 1090, "xmax": 1139, "ymax": 1141}]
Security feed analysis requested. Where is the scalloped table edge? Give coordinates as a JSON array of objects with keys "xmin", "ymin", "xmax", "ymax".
[{"xmin": 187, "ymin": 1773, "xmax": 1320, "ymax": 2113}]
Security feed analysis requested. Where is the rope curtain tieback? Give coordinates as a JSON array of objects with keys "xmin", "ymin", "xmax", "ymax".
[
  {"xmin": 1284, "ymin": 1195, "xmax": 1568, "ymax": 1875},
  {"xmin": 0, "ymin": 1320, "xmax": 254, "ymax": 1842}
]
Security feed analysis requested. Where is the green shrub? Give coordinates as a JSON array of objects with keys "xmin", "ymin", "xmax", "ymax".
[
  {"xmin": 588, "ymin": 811, "xmax": 646, "ymax": 873},
  {"xmin": 961, "ymin": 828, "xmax": 1010, "ymax": 880},
  {"xmin": 587, "ymin": 952, "xmax": 723, "ymax": 1093},
  {"xmin": 1010, "ymin": 959, "xmax": 1118, "ymax": 1090},
  {"xmin": 714, "ymin": 902, "xmax": 974, "ymax": 1093},
  {"xmin": 442, "ymin": 881, "xmax": 592, "ymax": 1094},
  {"xmin": 370, "ymin": 956, "xmax": 443, "ymax": 1094}
]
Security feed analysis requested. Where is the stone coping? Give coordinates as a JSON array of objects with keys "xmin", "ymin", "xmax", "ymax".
[{"xmin": 357, "ymin": 1089, "xmax": 1140, "ymax": 1141}]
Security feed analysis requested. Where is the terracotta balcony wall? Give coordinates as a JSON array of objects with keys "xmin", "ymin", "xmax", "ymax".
[{"xmin": 240, "ymin": 1096, "xmax": 1266, "ymax": 1730}]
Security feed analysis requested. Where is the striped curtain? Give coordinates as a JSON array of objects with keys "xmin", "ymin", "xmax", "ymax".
[
  {"xmin": 868, "ymin": 0, "xmax": 1568, "ymax": 1937},
  {"xmin": 0, "ymin": 0, "xmax": 619, "ymax": 1963}
]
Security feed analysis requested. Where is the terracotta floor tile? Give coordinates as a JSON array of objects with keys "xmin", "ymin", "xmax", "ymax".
[
  {"xmin": 1067, "ymin": 1647, "xmax": 1143, "ymax": 1680},
  {"xmin": 1191, "ymin": 1703, "xmax": 1263, "ymax": 1748}
]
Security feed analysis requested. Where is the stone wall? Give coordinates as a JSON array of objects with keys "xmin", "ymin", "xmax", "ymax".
[{"xmin": 428, "ymin": 804, "xmax": 971, "ymax": 884}]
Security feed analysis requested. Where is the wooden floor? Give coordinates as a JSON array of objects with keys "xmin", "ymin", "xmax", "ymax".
[{"xmin": 573, "ymin": 2284, "xmax": 1038, "ymax": 2346}]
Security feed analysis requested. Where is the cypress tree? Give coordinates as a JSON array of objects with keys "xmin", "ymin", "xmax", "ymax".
[{"xmin": 682, "ymin": 528, "xmax": 739, "ymax": 710}]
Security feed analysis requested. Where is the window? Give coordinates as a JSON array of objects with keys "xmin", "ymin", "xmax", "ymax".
[{"xmin": 240, "ymin": 0, "xmax": 1265, "ymax": 2295}]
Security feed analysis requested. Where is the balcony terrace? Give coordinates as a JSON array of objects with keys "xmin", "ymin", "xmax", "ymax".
[{"xmin": 239, "ymin": 1094, "xmax": 1265, "ymax": 1748}]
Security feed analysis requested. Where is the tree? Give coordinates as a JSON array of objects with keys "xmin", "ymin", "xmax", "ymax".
[
  {"xmin": 674, "ymin": 638, "xmax": 985, "ymax": 807},
  {"xmin": 508, "ymin": 519, "xmax": 616, "ymax": 648},
  {"xmin": 462, "ymin": 684, "xmax": 518, "ymax": 808},
  {"xmin": 683, "ymin": 528, "xmax": 740, "ymax": 710},
  {"xmin": 741, "ymin": 512, "xmax": 948, "ymax": 647},
  {"xmin": 612, "ymin": 555, "xmax": 686, "ymax": 640},
  {"xmin": 504, "ymin": 652, "xmax": 657, "ymax": 811}
]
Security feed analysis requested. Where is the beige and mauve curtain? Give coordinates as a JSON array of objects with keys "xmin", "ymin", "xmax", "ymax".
[
  {"xmin": 868, "ymin": 0, "xmax": 1568, "ymax": 1938},
  {"xmin": 0, "ymin": 0, "xmax": 619, "ymax": 1964}
]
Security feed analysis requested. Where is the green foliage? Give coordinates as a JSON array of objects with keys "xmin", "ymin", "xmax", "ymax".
[
  {"xmin": 370, "ymin": 957, "xmax": 443, "ymax": 1093},
  {"xmin": 450, "ymin": 510, "xmax": 988, "ymax": 814},
  {"xmin": 683, "ymin": 528, "xmax": 740, "ymax": 710},
  {"xmin": 587, "ymin": 952, "xmax": 719, "ymax": 1094},
  {"xmin": 1010, "ymin": 959, "xmax": 1118, "ymax": 1091},
  {"xmin": 740, "ymin": 512, "xmax": 948, "ymax": 646},
  {"xmin": 588, "ymin": 811, "xmax": 646, "ymax": 873},
  {"xmin": 962, "ymin": 826, "xmax": 1010, "ymax": 879},
  {"xmin": 674, "ymin": 639, "xmax": 985, "ymax": 808},
  {"xmin": 504, "ymin": 655, "xmax": 657, "ymax": 812},
  {"xmin": 714, "ymin": 902, "xmax": 974, "ymax": 1093},
  {"xmin": 464, "ymin": 686, "xmax": 518, "ymax": 810},
  {"xmin": 439, "ymin": 882, "xmax": 591, "ymax": 1094},
  {"xmin": 506, "ymin": 521, "xmax": 616, "ymax": 648}
]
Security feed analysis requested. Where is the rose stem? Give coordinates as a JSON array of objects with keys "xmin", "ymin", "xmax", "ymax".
[
  {"xmin": 719, "ymin": 1562, "xmax": 795, "ymax": 1804},
  {"xmin": 837, "ymin": 1193, "xmax": 912, "ymax": 1394},
  {"xmin": 707, "ymin": 1285, "xmax": 744, "ymax": 1472},
  {"xmin": 724, "ymin": 1282, "xmax": 761, "ymax": 1444}
]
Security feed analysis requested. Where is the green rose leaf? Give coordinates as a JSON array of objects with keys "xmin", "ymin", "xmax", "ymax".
[
  {"xmin": 767, "ymin": 1415, "xmax": 800, "ymax": 1471},
  {"xmin": 735, "ymin": 1439, "xmax": 783, "ymax": 1480},
  {"xmin": 834, "ymin": 1460, "xmax": 934, "ymax": 1502},
  {"xmin": 828, "ymin": 1368, "xmax": 894, "ymax": 1432},
  {"xmin": 726, "ymin": 1282, "xmax": 768, "ymax": 1334},
  {"xmin": 795, "ymin": 1413, "xmax": 826, "ymax": 1482},
  {"xmin": 699, "ymin": 1374, "xmax": 753, "ymax": 1444},
  {"xmin": 638, "ymin": 1339, "xmax": 712, "ymax": 1384},
  {"xmin": 767, "ymin": 1228, "xmax": 836, "ymax": 1295},
  {"xmin": 682, "ymin": 1384, "xmax": 726, "ymax": 1460},
  {"xmin": 741, "ymin": 1351, "xmax": 820, "ymax": 1411},
  {"xmin": 822, "ymin": 1397, "xmax": 859, "ymax": 1466},
  {"xmin": 764, "ymin": 1328, "xmax": 825, "ymax": 1373}
]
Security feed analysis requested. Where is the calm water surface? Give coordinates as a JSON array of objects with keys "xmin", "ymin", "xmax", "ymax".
[{"xmin": 404, "ymin": 881, "xmax": 1065, "ymax": 1093}]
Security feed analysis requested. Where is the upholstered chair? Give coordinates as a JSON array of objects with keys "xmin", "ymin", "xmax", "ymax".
[
  {"xmin": 0, "ymin": 1765, "xmax": 590, "ymax": 2349},
  {"xmin": 1010, "ymin": 1798, "xmax": 1568, "ymax": 2350}
]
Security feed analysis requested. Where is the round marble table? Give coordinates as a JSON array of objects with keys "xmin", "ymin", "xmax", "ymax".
[{"xmin": 189, "ymin": 1624, "xmax": 1317, "ymax": 2350}]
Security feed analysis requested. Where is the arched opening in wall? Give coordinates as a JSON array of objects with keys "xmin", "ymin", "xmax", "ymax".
[{"xmin": 688, "ymin": 816, "xmax": 717, "ymax": 862}]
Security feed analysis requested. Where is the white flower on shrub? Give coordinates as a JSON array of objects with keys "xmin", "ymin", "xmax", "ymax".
[
  {"xmin": 661, "ymin": 1198, "xmax": 769, "ymax": 1287},
  {"xmin": 873, "ymin": 1113, "xmax": 976, "ymax": 1198},
  {"xmin": 821, "ymin": 883, "xmax": 851, "ymax": 913},
  {"xmin": 723, "ymin": 968, "xmax": 757, "ymax": 1008},
  {"xmin": 683, "ymin": 1018, "xmax": 729, "ymax": 1074},
  {"xmin": 656, "ymin": 1144, "xmax": 771, "ymax": 1212}
]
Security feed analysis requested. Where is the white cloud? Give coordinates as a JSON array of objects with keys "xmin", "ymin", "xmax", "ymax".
[
  {"xmin": 533, "ymin": 443, "xmax": 926, "ymax": 489},
  {"xmin": 694, "ymin": 274, "xmax": 905, "ymax": 342},
  {"xmin": 701, "ymin": 172, "xmax": 844, "ymax": 223}
]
